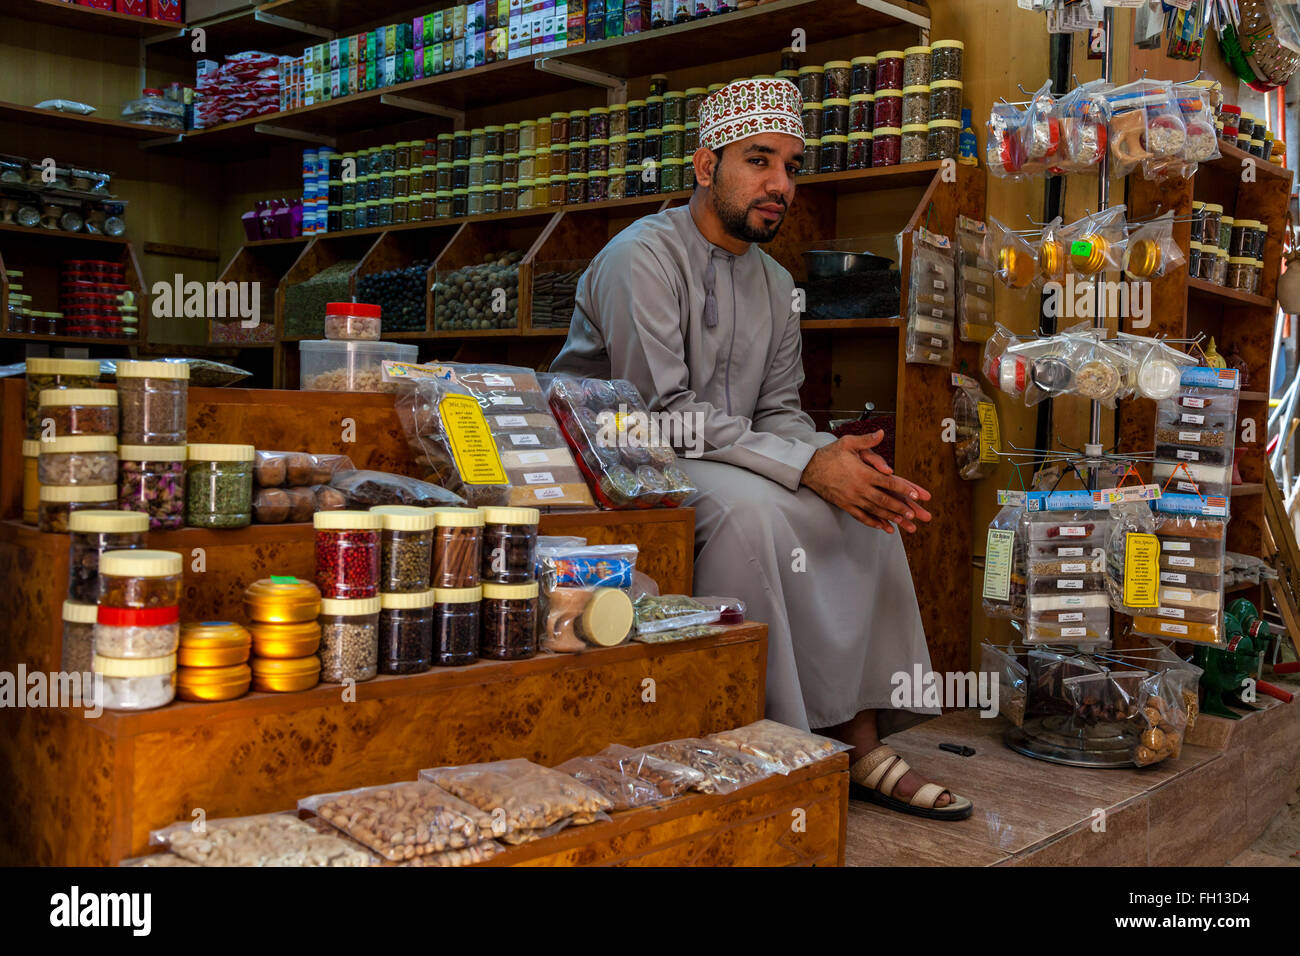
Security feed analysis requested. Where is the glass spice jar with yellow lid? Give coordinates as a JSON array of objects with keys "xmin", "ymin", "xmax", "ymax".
[{"xmin": 244, "ymin": 576, "xmax": 322, "ymax": 624}]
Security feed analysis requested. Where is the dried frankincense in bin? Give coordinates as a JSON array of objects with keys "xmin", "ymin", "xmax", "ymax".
[
  {"xmin": 150, "ymin": 812, "xmax": 375, "ymax": 867},
  {"xmin": 299, "ymin": 780, "xmax": 495, "ymax": 861},
  {"xmin": 556, "ymin": 743, "xmax": 706, "ymax": 809},
  {"xmin": 639, "ymin": 738, "xmax": 779, "ymax": 795},
  {"xmin": 420, "ymin": 758, "xmax": 612, "ymax": 844},
  {"xmin": 707, "ymin": 719, "xmax": 852, "ymax": 773}
]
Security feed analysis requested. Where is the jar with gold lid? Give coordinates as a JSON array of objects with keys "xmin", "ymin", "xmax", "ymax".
[
  {"xmin": 244, "ymin": 576, "xmax": 322, "ymax": 624},
  {"xmin": 1069, "ymin": 234, "xmax": 1111, "ymax": 275},
  {"xmin": 1124, "ymin": 235, "xmax": 1164, "ymax": 279},
  {"xmin": 177, "ymin": 661, "xmax": 251, "ymax": 702},
  {"xmin": 250, "ymin": 619, "xmax": 321, "ymax": 659},
  {"xmin": 178, "ymin": 621, "xmax": 251, "ymax": 669}
]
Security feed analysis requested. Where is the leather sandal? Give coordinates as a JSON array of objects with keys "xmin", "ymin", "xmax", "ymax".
[{"xmin": 849, "ymin": 745, "xmax": 973, "ymax": 821}]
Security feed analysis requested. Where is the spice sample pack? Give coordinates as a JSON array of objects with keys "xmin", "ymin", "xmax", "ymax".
[
  {"xmin": 1131, "ymin": 494, "xmax": 1228, "ymax": 646},
  {"xmin": 904, "ymin": 228, "xmax": 955, "ymax": 367},
  {"xmin": 1023, "ymin": 491, "xmax": 1112, "ymax": 644},
  {"xmin": 1152, "ymin": 367, "xmax": 1240, "ymax": 501},
  {"xmin": 956, "ymin": 216, "xmax": 995, "ymax": 342}
]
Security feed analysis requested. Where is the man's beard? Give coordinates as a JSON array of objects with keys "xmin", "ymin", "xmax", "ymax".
[{"xmin": 709, "ymin": 166, "xmax": 786, "ymax": 243}]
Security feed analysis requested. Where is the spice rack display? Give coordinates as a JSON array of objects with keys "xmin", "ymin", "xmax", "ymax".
[{"xmin": 1119, "ymin": 142, "xmax": 1293, "ymax": 623}]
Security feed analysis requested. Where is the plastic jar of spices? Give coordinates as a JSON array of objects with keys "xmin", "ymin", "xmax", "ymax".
[
  {"xmin": 848, "ymin": 131, "xmax": 873, "ymax": 169},
  {"xmin": 903, "ymin": 46, "xmax": 931, "ymax": 86},
  {"xmin": 589, "ymin": 170, "xmax": 609, "ymax": 203},
  {"xmin": 645, "ymin": 95, "xmax": 664, "ymax": 130},
  {"xmin": 1227, "ymin": 256, "xmax": 1252, "ymax": 291},
  {"xmin": 468, "ymin": 161, "xmax": 485, "ymax": 189},
  {"xmin": 37, "ymin": 388, "xmax": 117, "ymax": 437},
  {"xmin": 875, "ymin": 50, "xmax": 905, "ymax": 90},
  {"xmin": 609, "ymin": 104, "xmax": 628, "ymax": 139},
  {"xmin": 661, "ymin": 158, "xmax": 684, "ymax": 192},
  {"xmin": 469, "ymin": 128, "xmax": 486, "ymax": 159},
  {"xmin": 802, "ymin": 138, "xmax": 822, "ymax": 175},
  {"xmin": 501, "ymin": 183, "xmax": 518, "ymax": 212},
  {"xmin": 452, "ymin": 159, "xmax": 469, "ymax": 190},
  {"xmin": 931, "ymin": 39, "xmax": 964, "ymax": 81},
  {"xmin": 25, "ymin": 357, "xmax": 100, "ymax": 439},
  {"xmin": 1229, "ymin": 219, "xmax": 1255, "ymax": 257},
  {"xmin": 823, "ymin": 98, "xmax": 850, "ymax": 137},
  {"xmin": 902, "ymin": 86, "xmax": 931, "ymax": 128},
  {"xmin": 371, "ymin": 505, "xmax": 434, "ymax": 594},
  {"xmin": 567, "ymin": 172, "xmax": 588, "ymax": 204},
  {"xmin": 485, "ymin": 125, "xmax": 504, "ymax": 155},
  {"xmin": 314, "ymin": 509, "xmax": 381, "ymax": 600},
  {"xmin": 116, "ymin": 359, "xmax": 189, "ymax": 446},
  {"xmin": 1190, "ymin": 201, "xmax": 1205, "ymax": 242},
  {"xmin": 587, "ymin": 108, "xmax": 609, "ymax": 142},
  {"xmin": 518, "ymin": 148, "xmax": 536, "ymax": 182},
  {"xmin": 97, "ymin": 548, "xmax": 182, "ymax": 609},
  {"xmin": 928, "ymin": 119, "xmax": 961, "ymax": 160},
  {"xmin": 551, "ymin": 111, "xmax": 570, "ymax": 145},
  {"xmin": 324, "ymin": 301, "xmax": 381, "ymax": 341},
  {"xmin": 873, "ymin": 127, "xmax": 902, "ymax": 167},
  {"xmin": 685, "ymin": 123, "xmax": 699, "ymax": 154},
  {"xmin": 22, "ymin": 440, "xmax": 39, "ymax": 525},
  {"xmin": 39, "ymin": 484, "xmax": 117, "ymax": 533},
  {"xmin": 534, "ymin": 146, "xmax": 552, "ymax": 180},
  {"xmin": 481, "ymin": 506, "xmax": 539, "ymax": 583},
  {"xmin": 432, "ymin": 506, "xmax": 484, "ymax": 588},
  {"xmin": 685, "ymin": 88, "xmax": 707, "ymax": 125},
  {"xmin": 184, "ymin": 443, "xmax": 254, "ymax": 529},
  {"xmin": 660, "ymin": 125, "xmax": 685, "ymax": 160},
  {"xmin": 550, "ymin": 174, "xmax": 568, "ymax": 206},
  {"xmin": 38, "ymin": 435, "xmax": 117, "ymax": 487},
  {"xmin": 608, "ymin": 166, "xmax": 627, "ymax": 200},
  {"xmin": 480, "ymin": 581, "xmax": 538, "ymax": 660},
  {"xmin": 874, "ymin": 89, "xmax": 903, "ymax": 129},
  {"xmin": 436, "ymin": 190, "xmax": 453, "ymax": 218},
  {"xmin": 484, "ymin": 154, "xmax": 503, "ymax": 185},
  {"xmin": 95, "ymin": 602, "xmax": 180, "ymax": 660},
  {"xmin": 92, "ymin": 653, "xmax": 175, "ymax": 710},
  {"xmin": 588, "ymin": 138, "xmax": 609, "ymax": 173},
  {"xmin": 823, "ymin": 60, "xmax": 852, "ymax": 100},
  {"xmin": 851, "ymin": 56, "xmax": 876, "ymax": 96},
  {"xmin": 67, "ymin": 509, "xmax": 148, "ymax": 603},
  {"xmin": 117, "ymin": 444, "xmax": 186, "ymax": 531},
  {"xmin": 62, "ymin": 599, "xmax": 98, "ymax": 673},
  {"xmin": 797, "ymin": 66, "xmax": 825, "ymax": 105},
  {"xmin": 434, "ymin": 586, "xmax": 482, "ymax": 666},
  {"xmin": 1188, "ymin": 242, "xmax": 1202, "ymax": 278},
  {"xmin": 801, "ymin": 104, "xmax": 825, "ymax": 140},
  {"xmin": 378, "ymin": 589, "xmax": 435, "ymax": 674},
  {"xmin": 568, "ymin": 110, "xmax": 589, "ymax": 143},
  {"xmin": 1252, "ymin": 222, "xmax": 1269, "ymax": 261},
  {"xmin": 467, "ymin": 185, "xmax": 485, "ymax": 217},
  {"xmin": 850, "ymin": 94, "xmax": 874, "ymax": 134},
  {"xmin": 483, "ymin": 183, "xmax": 501, "ymax": 214},
  {"xmin": 929, "ymin": 79, "xmax": 962, "ymax": 121},
  {"xmin": 503, "ymin": 152, "xmax": 519, "ymax": 183},
  {"xmin": 568, "ymin": 141, "xmax": 589, "ymax": 174},
  {"xmin": 662, "ymin": 92, "xmax": 685, "ymax": 128},
  {"xmin": 318, "ymin": 596, "xmax": 380, "ymax": 683},
  {"xmin": 518, "ymin": 120, "xmax": 537, "ymax": 152}
]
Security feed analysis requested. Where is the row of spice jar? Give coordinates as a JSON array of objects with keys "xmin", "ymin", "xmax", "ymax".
[
  {"xmin": 1187, "ymin": 245, "xmax": 1265, "ymax": 295},
  {"xmin": 800, "ymin": 82, "xmax": 964, "ymax": 141},
  {"xmin": 24, "ymin": 357, "xmax": 188, "ymax": 444},
  {"xmin": 791, "ymin": 44, "xmax": 965, "ymax": 106}
]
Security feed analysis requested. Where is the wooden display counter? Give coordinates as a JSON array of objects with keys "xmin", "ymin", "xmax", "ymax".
[{"xmin": 2, "ymin": 624, "xmax": 768, "ymax": 866}]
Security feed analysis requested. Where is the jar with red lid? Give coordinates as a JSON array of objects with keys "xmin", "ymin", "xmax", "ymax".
[
  {"xmin": 874, "ymin": 89, "xmax": 903, "ymax": 129},
  {"xmin": 875, "ymin": 50, "xmax": 904, "ymax": 90},
  {"xmin": 872, "ymin": 127, "xmax": 901, "ymax": 167},
  {"xmin": 314, "ymin": 510, "xmax": 381, "ymax": 600},
  {"xmin": 323, "ymin": 301, "xmax": 382, "ymax": 341},
  {"xmin": 1219, "ymin": 104, "xmax": 1240, "ymax": 141}
]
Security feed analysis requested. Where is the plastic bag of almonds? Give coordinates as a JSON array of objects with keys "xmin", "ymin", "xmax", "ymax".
[
  {"xmin": 383, "ymin": 840, "xmax": 505, "ymax": 867},
  {"xmin": 1132, "ymin": 669, "xmax": 1191, "ymax": 766},
  {"xmin": 707, "ymin": 719, "xmax": 853, "ymax": 774},
  {"xmin": 299, "ymin": 780, "xmax": 495, "ymax": 861},
  {"xmin": 638, "ymin": 738, "xmax": 779, "ymax": 795},
  {"xmin": 556, "ymin": 743, "xmax": 707, "ymax": 810},
  {"xmin": 150, "ymin": 812, "xmax": 375, "ymax": 867},
  {"xmin": 119, "ymin": 853, "xmax": 200, "ymax": 867},
  {"xmin": 419, "ymin": 758, "xmax": 613, "ymax": 844}
]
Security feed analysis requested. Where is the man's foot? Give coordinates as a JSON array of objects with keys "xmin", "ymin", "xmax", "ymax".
[
  {"xmin": 891, "ymin": 767, "xmax": 953, "ymax": 807},
  {"xmin": 847, "ymin": 745, "xmax": 972, "ymax": 821}
]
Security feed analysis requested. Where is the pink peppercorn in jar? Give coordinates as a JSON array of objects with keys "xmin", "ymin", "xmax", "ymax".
[
  {"xmin": 314, "ymin": 510, "xmax": 382, "ymax": 600},
  {"xmin": 873, "ymin": 127, "xmax": 902, "ymax": 167},
  {"xmin": 873, "ymin": 89, "xmax": 903, "ymax": 129},
  {"xmin": 874, "ymin": 50, "xmax": 905, "ymax": 91}
]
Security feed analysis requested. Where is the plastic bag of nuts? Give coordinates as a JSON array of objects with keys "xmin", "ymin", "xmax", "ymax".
[
  {"xmin": 638, "ymin": 738, "xmax": 779, "ymax": 794},
  {"xmin": 419, "ymin": 758, "xmax": 613, "ymax": 844},
  {"xmin": 555, "ymin": 743, "xmax": 707, "ymax": 810},
  {"xmin": 382, "ymin": 839, "xmax": 505, "ymax": 867},
  {"xmin": 706, "ymin": 719, "xmax": 853, "ymax": 774},
  {"xmin": 1132, "ymin": 670, "xmax": 1191, "ymax": 766},
  {"xmin": 149, "ymin": 812, "xmax": 376, "ymax": 867},
  {"xmin": 299, "ymin": 780, "xmax": 495, "ymax": 861}
]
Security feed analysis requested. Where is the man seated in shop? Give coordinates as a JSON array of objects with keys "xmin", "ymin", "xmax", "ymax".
[{"xmin": 550, "ymin": 79, "xmax": 971, "ymax": 820}]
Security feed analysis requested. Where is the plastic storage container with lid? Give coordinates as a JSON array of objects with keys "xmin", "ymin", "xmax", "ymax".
[
  {"xmin": 39, "ymin": 483, "xmax": 117, "ymax": 533},
  {"xmin": 177, "ymin": 661, "xmax": 251, "ymax": 702},
  {"xmin": 434, "ymin": 586, "xmax": 481, "ymax": 666},
  {"xmin": 116, "ymin": 359, "xmax": 189, "ymax": 446},
  {"xmin": 480, "ymin": 506, "xmax": 540, "ymax": 584},
  {"xmin": 178, "ymin": 621, "xmax": 252, "ymax": 668},
  {"xmin": 930, "ymin": 39, "xmax": 964, "ymax": 80},
  {"xmin": 92, "ymin": 653, "xmax": 175, "ymax": 710},
  {"xmin": 37, "ymin": 388, "xmax": 117, "ymax": 437},
  {"xmin": 378, "ymin": 589, "xmax": 435, "ymax": 674},
  {"xmin": 851, "ymin": 56, "xmax": 876, "ymax": 96},
  {"xmin": 319, "ymin": 595, "xmax": 381, "ymax": 682},
  {"xmin": 929, "ymin": 79, "xmax": 962, "ymax": 121},
  {"xmin": 299, "ymin": 340, "xmax": 418, "ymax": 392},
  {"xmin": 314, "ymin": 510, "xmax": 381, "ymax": 600},
  {"xmin": 97, "ymin": 548, "xmax": 182, "ymax": 608},
  {"xmin": 116, "ymin": 444, "xmax": 185, "ymax": 531},
  {"xmin": 370, "ymin": 505, "xmax": 434, "ymax": 593},
  {"xmin": 824, "ymin": 60, "xmax": 852, "ymax": 99},
  {"xmin": 432, "ymin": 507, "xmax": 483, "ymax": 588},
  {"xmin": 797, "ymin": 66, "xmax": 825, "ymax": 106},
  {"xmin": 251, "ymin": 654, "xmax": 320, "ymax": 693},
  {"xmin": 37, "ymin": 435, "xmax": 117, "ymax": 487},
  {"xmin": 62, "ymin": 599, "xmax": 98, "ymax": 673},
  {"xmin": 323, "ymin": 302, "xmax": 382, "ymax": 341},
  {"xmin": 903, "ymin": 46, "xmax": 931, "ymax": 86},
  {"xmin": 875, "ymin": 50, "xmax": 905, "ymax": 90},
  {"xmin": 66, "ymin": 509, "xmax": 148, "ymax": 603},
  {"xmin": 22, "ymin": 439, "xmax": 40, "ymax": 525},
  {"xmin": 185, "ymin": 443, "xmax": 254, "ymax": 529},
  {"xmin": 1202, "ymin": 203, "xmax": 1223, "ymax": 246},
  {"xmin": 902, "ymin": 86, "xmax": 930, "ymax": 127},
  {"xmin": 94, "ymin": 604, "xmax": 180, "ymax": 660},
  {"xmin": 25, "ymin": 356, "xmax": 100, "ymax": 438},
  {"xmin": 874, "ymin": 89, "xmax": 903, "ymax": 129},
  {"xmin": 249, "ymin": 619, "xmax": 321, "ymax": 659},
  {"xmin": 873, "ymin": 127, "xmax": 902, "ymax": 167},
  {"xmin": 480, "ymin": 581, "xmax": 538, "ymax": 660},
  {"xmin": 928, "ymin": 119, "xmax": 961, "ymax": 160}
]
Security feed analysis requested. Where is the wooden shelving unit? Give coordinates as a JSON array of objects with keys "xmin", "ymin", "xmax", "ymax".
[
  {"xmin": 0, "ymin": 101, "xmax": 174, "ymax": 140},
  {"xmin": 5, "ymin": 0, "xmax": 182, "ymax": 39}
]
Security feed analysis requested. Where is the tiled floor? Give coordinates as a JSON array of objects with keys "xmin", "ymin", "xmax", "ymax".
[{"xmin": 843, "ymin": 692, "xmax": 1299, "ymax": 866}]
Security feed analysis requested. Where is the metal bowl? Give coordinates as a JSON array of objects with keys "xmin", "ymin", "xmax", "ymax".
[{"xmin": 803, "ymin": 250, "xmax": 894, "ymax": 280}]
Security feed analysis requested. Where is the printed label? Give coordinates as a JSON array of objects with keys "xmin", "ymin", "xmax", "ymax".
[
  {"xmin": 1057, "ymin": 579, "xmax": 1084, "ymax": 589},
  {"xmin": 1180, "ymin": 413, "xmax": 1205, "ymax": 425},
  {"xmin": 929, "ymin": 336, "xmax": 945, "ymax": 347},
  {"xmin": 1164, "ymin": 541, "xmax": 1191, "ymax": 551},
  {"xmin": 1168, "ymin": 555, "xmax": 1195, "ymax": 568},
  {"xmin": 509, "ymin": 433, "xmax": 541, "ymax": 446},
  {"xmin": 515, "ymin": 451, "xmax": 548, "ymax": 465},
  {"xmin": 983, "ymin": 529, "xmax": 1014, "ymax": 602},
  {"xmin": 1160, "ymin": 622, "xmax": 1189, "ymax": 635},
  {"xmin": 1061, "ymin": 563, "xmax": 1086, "ymax": 574},
  {"xmin": 1160, "ymin": 572, "xmax": 1187, "ymax": 584},
  {"xmin": 1058, "ymin": 526, "xmax": 1087, "ymax": 537},
  {"xmin": 439, "ymin": 393, "xmax": 509, "ymax": 485},
  {"xmin": 930, "ymin": 308, "xmax": 944, "ymax": 319},
  {"xmin": 1158, "ymin": 606, "xmax": 1186, "ymax": 619},
  {"xmin": 495, "ymin": 415, "xmax": 528, "ymax": 427},
  {"xmin": 1058, "ymin": 612, "xmax": 1084, "ymax": 623},
  {"xmin": 1182, "ymin": 397, "xmax": 1207, "ymax": 408},
  {"xmin": 1177, "ymin": 449, "xmax": 1200, "ymax": 461},
  {"xmin": 1178, "ymin": 431, "xmax": 1202, "ymax": 443},
  {"xmin": 1164, "ymin": 588, "xmax": 1193, "ymax": 602},
  {"xmin": 1123, "ymin": 532, "xmax": 1160, "ymax": 609},
  {"xmin": 489, "ymin": 396, "xmax": 525, "ymax": 406},
  {"xmin": 977, "ymin": 401, "xmax": 999, "ymax": 464},
  {"xmin": 1057, "ymin": 547, "xmax": 1084, "ymax": 557},
  {"xmin": 481, "ymin": 373, "xmax": 514, "ymax": 386},
  {"xmin": 523, "ymin": 471, "xmax": 554, "ymax": 484},
  {"xmin": 1061, "ymin": 627, "xmax": 1087, "ymax": 638},
  {"xmin": 1070, "ymin": 240, "xmax": 1092, "ymax": 255},
  {"xmin": 533, "ymin": 486, "xmax": 565, "ymax": 499}
]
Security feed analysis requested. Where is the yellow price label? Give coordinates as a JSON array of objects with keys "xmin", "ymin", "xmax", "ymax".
[
  {"xmin": 1123, "ymin": 532, "xmax": 1160, "ymax": 609},
  {"xmin": 977, "ymin": 401, "xmax": 1000, "ymax": 464},
  {"xmin": 439, "ymin": 393, "xmax": 508, "ymax": 486}
]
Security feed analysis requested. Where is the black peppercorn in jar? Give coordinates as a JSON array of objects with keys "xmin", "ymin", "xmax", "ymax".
[
  {"xmin": 378, "ymin": 589, "xmax": 434, "ymax": 675},
  {"xmin": 798, "ymin": 65, "xmax": 825, "ymax": 106},
  {"xmin": 801, "ymin": 104, "xmax": 824, "ymax": 140},
  {"xmin": 480, "ymin": 581, "xmax": 538, "ymax": 660},
  {"xmin": 433, "ymin": 586, "xmax": 481, "ymax": 665},
  {"xmin": 1188, "ymin": 242, "xmax": 1203, "ymax": 279},
  {"xmin": 851, "ymin": 56, "xmax": 876, "ymax": 95},
  {"xmin": 930, "ymin": 39, "xmax": 964, "ymax": 81},
  {"xmin": 824, "ymin": 60, "xmax": 852, "ymax": 99},
  {"xmin": 822, "ymin": 134, "xmax": 849, "ymax": 173},
  {"xmin": 663, "ymin": 91, "xmax": 686, "ymax": 127},
  {"xmin": 480, "ymin": 506, "xmax": 539, "ymax": 584},
  {"xmin": 928, "ymin": 119, "xmax": 960, "ymax": 161},
  {"xmin": 627, "ymin": 131, "xmax": 645, "ymax": 168},
  {"xmin": 567, "ymin": 171, "xmax": 588, "ymax": 204},
  {"xmin": 823, "ymin": 97, "xmax": 850, "ymax": 137},
  {"xmin": 781, "ymin": 46, "xmax": 801, "ymax": 73},
  {"xmin": 627, "ymin": 99, "xmax": 646, "ymax": 134},
  {"xmin": 453, "ymin": 131, "xmax": 471, "ymax": 161},
  {"xmin": 485, "ymin": 125, "xmax": 504, "ymax": 155},
  {"xmin": 850, "ymin": 93, "xmax": 874, "ymax": 134},
  {"xmin": 396, "ymin": 142, "xmax": 411, "ymax": 170},
  {"xmin": 903, "ymin": 46, "xmax": 931, "ymax": 86},
  {"xmin": 848, "ymin": 131, "xmax": 872, "ymax": 170},
  {"xmin": 645, "ymin": 95, "xmax": 664, "ymax": 130},
  {"xmin": 452, "ymin": 159, "xmax": 469, "ymax": 190},
  {"xmin": 568, "ymin": 109, "xmax": 589, "ymax": 143}
]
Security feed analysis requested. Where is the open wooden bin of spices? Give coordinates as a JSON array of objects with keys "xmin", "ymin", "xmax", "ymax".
[{"xmin": 429, "ymin": 212, "xmax": 552, "ymax": 333}]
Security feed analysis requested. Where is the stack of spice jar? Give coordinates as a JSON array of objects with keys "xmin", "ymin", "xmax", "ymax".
[
  {"xmin": 114, "ymin": 360, "xmax": 190, "ymax": 531},
  {"xmin": 245, "ymin": 577, "xmax": 323, "ymax": 693},
  {"xmin": 479, "ymin": 506, "xmax": 540, "ymax": 661},
  {"xmin": 35, "ymin": 386, "xmax": 119, "ymax": 533},
  {"xmin": 430, "ymin": 506, "xmax": 484, "ymax": 666},
  {"xmin": 22, "ymin": 357, "xmax": 108, "ymax": 532},
  {"xmin": 61, "ymin": 509, "xmax": 149, "ymax": 674},
  {"xmin": 1188, "ymin": 202, "xmax": 1268, "ymax": 296},
  {"xmin": 60, "ymin": 259, "xmax": 135, "ymax": 340},
  {"xmin": 92, "ymin": 549, "xmax": 183, "ymax": 710},
  {"xmin": 792, "ymin": 40, "xmax": 964, "ymax": 173},
  {"xmin": 176, "ymin": 621, "xmax": 252, "ymax": 701},
  {"xmin": 313, "ymin": 510, "xmax": 383, "ymax": 683},
  {"xmin": 1217, "ymin": 105, "xmax": 1285, "ymax": 162},
  {"xmin": 372, "ymin": 505, "xmax": 436, "ymax": 675}
]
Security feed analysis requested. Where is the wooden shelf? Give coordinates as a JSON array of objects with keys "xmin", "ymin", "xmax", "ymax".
[
  {"xmin": 1205, "ymin": 140, "xmax": 1294, "ymax": 183},
  {"xmin": 802, "ymin": 317, "xmax": 903, "ymax": 331},
  {"xmin": 0, "ymin": 331, "xmax": 136, "ymax": 346},
  {"xmin": 1187, "ymin": 277, "xmax": 1275, "ymax": 309},
  {"xmin": 0, "ymin": 101, "xmax": 176, "ymax": 140},
  {"xmin": 0, "ymin": 223, "xmax": 129, "ymax": 245},
  {"xmin": 1231, "ymin": 483, "xmax": 1264, "ymax": 497},
  {"xmin": 1225, "ymin": 579, "xmax": 1264, "ymax": 594},
  {"xmin": 244, "ymin": 235, "xmax": 313, "ymax": 248},
  {"xmin": 2, "ymin": 0, "xmax": 182, "ymax": 39}
]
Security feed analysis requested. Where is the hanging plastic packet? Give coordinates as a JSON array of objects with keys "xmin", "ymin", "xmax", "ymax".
[
  {"xmin": 983, "ymin": 492, "xmax": 1029, "ymax": 620},
  {"xmin": 981, "ymin": 322, "xmax": 1021, "ymax": 393},
  {"xmin": 956, "ymin": 215, "xmax": 995, "ymax": 341},
  {"xmin": 1061, "ymin": 205, "xmax": 1129, "ymax": 278},
  {"xmin": 1123, "ymin": 211, "xmax": 1185, "ymax": 280},
  {"xmin": 1131, "ymin": 491, "xmax": 1228, "ymax": 647},
  {"xmin": 1139, "ymin": 80, "xmax": 1189, "ymax": 181},
  {"xmin": 951, "ymin": 373, "xmax": 999, "ymax": 480},
  {"xmin": 1038, "ymin": 216, "xmax": 1067, "ymax": 285},
  {"xmin": 986, "ymin": 101, "xmax": 1029, "ymax": 180},
  {"xmin": 1132, "ymin": 668, "xmax": 1193, "ymax": 766},
  {"xmin": 904, "ymin": 227, "xmax": 956, "ymax": 367},
  {"xmin": 1019, "ymin": 81, "xmax": 1061, "ymax": 177},
  {"xmin": 989, "ymin": 215, "xmax": 1038, "ymax": 291},
  {"xmin": 1105, "ymin": 486, "xmax": 1162, "ymax": 617},
  {"xmin": 1073, "ymin": 337, "xmax": 1135, "ymax": 409},
  {"xmin": 1123, "ymin": 334, "xmax": 1198, "ymax": 400},
  {"xmin": 979, "ymin": 640, "xmax": 1029, "ymax": 725},
  {"xmin": 1174, "ymin": 82, "xmax": 1221, "ymax": 165},
  {"xmin": 1104, "ymin": 80, "xmax": 1157, "ymax": 177},
  {"xmin": 1055, "ymin": 79, "xmax": 1110, "ymax": 174},
  {"xmin": 1023, "ymin": 489, "xmax": 1113, "ymax": 645},
  {"xmin": 1009, "ymin": 334, "xmax": 1081, "ymax": 408}
]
